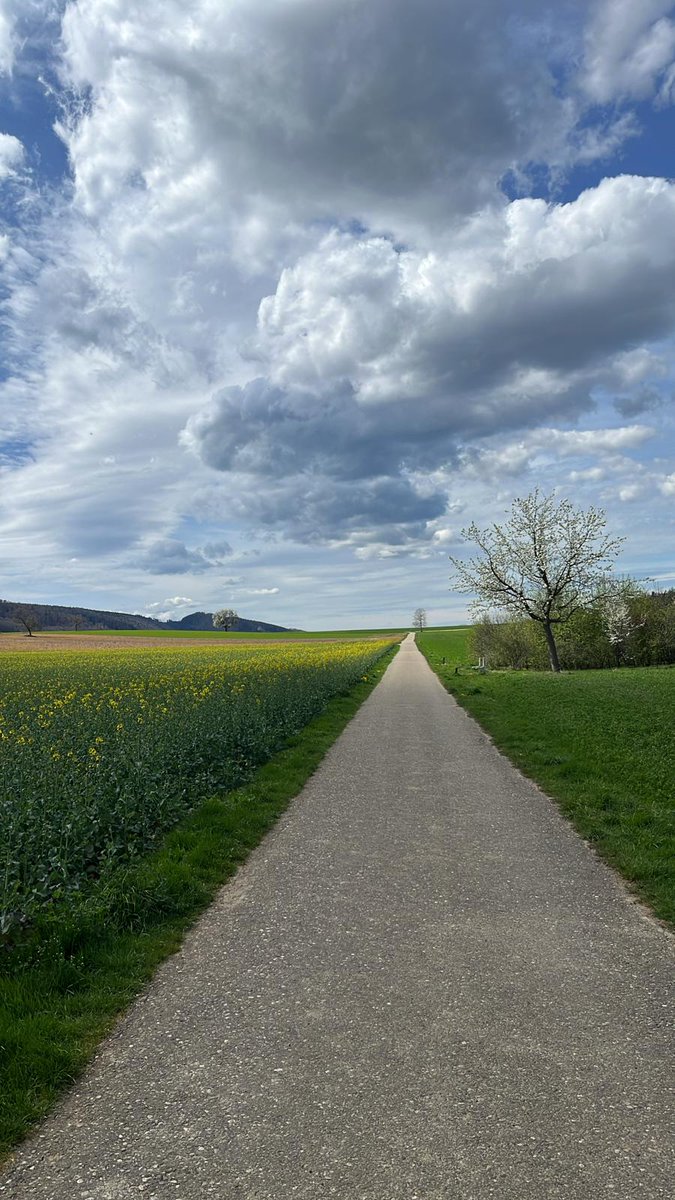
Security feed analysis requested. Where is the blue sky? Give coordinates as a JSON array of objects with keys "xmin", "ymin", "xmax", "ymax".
[{"xmin": 0, "ymin": 0, "xmax": 674, "ymax": 629}]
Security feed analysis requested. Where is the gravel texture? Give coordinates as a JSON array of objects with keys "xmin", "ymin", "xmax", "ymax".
[{"xmin": 2, "ymin": 634, "xmax": 673, "ymax": 1199}]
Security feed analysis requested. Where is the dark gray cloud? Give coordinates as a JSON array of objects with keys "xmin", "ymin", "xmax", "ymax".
[
  {"xmin": 226, "ymin": 474, "xmax": 447, "ymax": 547},
  {"xmin": 184, "ymin": 372, "xmax": 582, "ymax": 543},
  {"xmin": 135, "ymin": 538, "xmax": 232, "ymax": 575},
  {"xmin": 185, "ymin": 378, "xmax": 463, "ymax": 483},
  {"xmin": 184, "ymin": 374, "xmax": 456, "ymax": 545},
  {"xmin": 201, "ymin": 539, "xmax": 233, "ymax": 559},
  {"xmin": 614, "ymin": 389, "xmax": 666, "ymax": 417}
]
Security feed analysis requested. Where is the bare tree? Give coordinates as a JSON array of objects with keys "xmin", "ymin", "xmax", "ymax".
[
  {"xmin": 412, "ymin": 608, "xmax": 427, "ymax": 632},
  {"xmin": 213, "ymin": 608, "xmax": 238, "ymax": 632},
  {"xmin": 12, "ymin": 607, "xmax": 41, "ymax": 637},
  {"xmin": 449, "ymin": 490, "xmax": 624, "ymax": 672}
]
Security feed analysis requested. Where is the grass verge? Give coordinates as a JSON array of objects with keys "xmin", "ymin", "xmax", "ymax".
[
  {"xmin": 0, "ymin": 643, "xmax": 397, "ymax": 1162},
  {"xmin": 418, "ymin": 629, "xmax": 674, "ymax": 930}
]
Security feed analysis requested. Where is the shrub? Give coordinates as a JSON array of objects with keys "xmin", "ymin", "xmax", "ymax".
[
  {"xmin": 469, "ymin": 586, "xmax": 675, "ymax": 672},
  {"xmin": 470, "ymin": 615, "xmax": 547, "ymax": 669}
]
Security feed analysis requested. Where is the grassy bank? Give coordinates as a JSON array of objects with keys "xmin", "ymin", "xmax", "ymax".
[
  {"xmin": 0, "ymin": 643, "xmax": 397, "ymax": 1161},
  {"xmin": 419, "ymin": 629, "xmax": 674, "ymax": 928}
]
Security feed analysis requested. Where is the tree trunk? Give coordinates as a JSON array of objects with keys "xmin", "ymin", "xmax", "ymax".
[{"xmin": 543, "ymin": 621, "xmax": 561, "ymax": 673}]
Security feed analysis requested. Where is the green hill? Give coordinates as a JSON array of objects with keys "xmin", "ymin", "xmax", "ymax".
[{"xmin": 0, "ymin": 600, "xmax": 289, "ymax": 635}]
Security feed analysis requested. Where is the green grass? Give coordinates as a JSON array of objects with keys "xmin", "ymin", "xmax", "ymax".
[
  {"xmin": 419, "ymin": 629, "xmax": 674, "ymax": 928},
  {"xmin": 0, "ymin": 644, "xmax": 398, "ymax": 1161}
]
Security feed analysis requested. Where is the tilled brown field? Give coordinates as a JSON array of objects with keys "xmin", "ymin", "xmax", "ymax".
[
  {"xmin": 0, "ymin": 633, "xmax": 284, "ymax": 653},
  {"xmin": 0, "ymin": 633, "xmax": 387, "ymax": 653}
]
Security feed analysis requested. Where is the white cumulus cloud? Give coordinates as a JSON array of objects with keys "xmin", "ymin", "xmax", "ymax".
[
  {"xmin": 582, "ymin": 0, "xmax": 675, "ymax": 104},
  {"xmin": 0, "ymin": 3, "xmax": 15, "ymax": 75},
  {"xmin": 0, "ymin": 131, "xmax": 23, "ymax": 179}
]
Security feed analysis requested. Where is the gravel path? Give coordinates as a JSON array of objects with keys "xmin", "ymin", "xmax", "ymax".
[{"xmin": 2, "ymin": 635, "xmax": 673, "ymax": 1199}]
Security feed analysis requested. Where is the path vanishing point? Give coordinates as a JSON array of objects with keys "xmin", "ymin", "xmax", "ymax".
[{"xmin": 2, "ymin": 635, "xmax": 673, "ymax": 1199}]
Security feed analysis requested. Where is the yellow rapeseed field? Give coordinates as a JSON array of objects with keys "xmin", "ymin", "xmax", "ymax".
[{"xmin": 0, "ymin": 639, "xmax": 394, "ymax": 934}]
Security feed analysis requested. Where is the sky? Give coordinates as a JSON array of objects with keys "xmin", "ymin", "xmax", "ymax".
[{"xmin": 0, "ymin": 0, "xmax": 674, "ymax": 630}]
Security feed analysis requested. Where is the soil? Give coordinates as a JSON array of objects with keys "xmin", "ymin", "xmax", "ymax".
[
  {"xmin": 0, "ymin": 633, "xmax": 387, "ymax": 653},
  {"xmin": 0, "ymin": 633, "xmax": 277, "ymax": 653}
]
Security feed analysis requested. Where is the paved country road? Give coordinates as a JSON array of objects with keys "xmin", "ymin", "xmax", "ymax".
[{"xmin": 2, "ymin": 636, "xmax": 673, "ymax": 1199}]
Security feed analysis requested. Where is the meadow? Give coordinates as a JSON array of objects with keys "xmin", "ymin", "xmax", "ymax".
[
  {"xmin": 419, "ymin": 628, "xmax": 675, "ymax": 926},
  {"xmin": 0, "ymin": 638, "xmax": 394, "ymax": 939}
]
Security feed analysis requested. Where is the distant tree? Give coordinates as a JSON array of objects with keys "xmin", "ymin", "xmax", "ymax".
[
  {"xmin": 595, "ymin": 577, "xmax": 643, "ymax": 667},
  {"xmin": 13, "ymin": 607, "xmax": 41, "ymax": 637},
  {"xmin": 213, "ymin": 608, "xmax": 238, "ymax": 632},
  {"xmin": 412, "ymin": 608, "xmax": 427, "ymax": 632},
  {"xmin": 449, "ymin": 490, "xmax": 624, "ymax": 673}
]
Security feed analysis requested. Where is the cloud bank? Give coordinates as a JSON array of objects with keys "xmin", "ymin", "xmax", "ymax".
[{"xmin": 0, "ymin": 0, "xmax": 672, "ymax": 623}]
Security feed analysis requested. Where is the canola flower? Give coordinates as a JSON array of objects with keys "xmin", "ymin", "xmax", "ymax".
[{"xmin": 0, "ymin": 639, "xmax": 394, "ymax": 935}]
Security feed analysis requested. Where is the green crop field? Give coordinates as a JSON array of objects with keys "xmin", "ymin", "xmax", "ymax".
[
  {"xmin": 0, "ymin": 636, "xmax": 399, "ymax": 1157},
  {"xmin": 0, "ymin": 639, "xmax": 395, "ymax": 938},
  {"xmin": 419, "ymin": 629, "xmax": 675, "ymax": 926}
]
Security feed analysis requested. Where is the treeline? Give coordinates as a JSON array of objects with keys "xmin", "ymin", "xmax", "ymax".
[
  {"xmin": 0, "ymin": 599, "xmax": 158, "ymax": 633},
  {"xmin": 472, "ymin": 586, "xmax": 675, "ymax": 671},
  {"xmin": 0, "ymin": 599, "xmax": 290, "ymax": 635}
]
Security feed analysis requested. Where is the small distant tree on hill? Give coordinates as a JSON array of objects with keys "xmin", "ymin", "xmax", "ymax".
[
  {"xmin": 412, "ymin": 608, "xmax": 427, "ymax": 631},
  {"xmin": 449, "ymin": 490, "xmax": 624, "ymax": 673},
  {"xmin": 13, "ymin": 608, "xmax": 41, "ymax": 637},
  {"xmin": 213, "ymin": 608, "xmax": 238, "ymax": 632}
]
